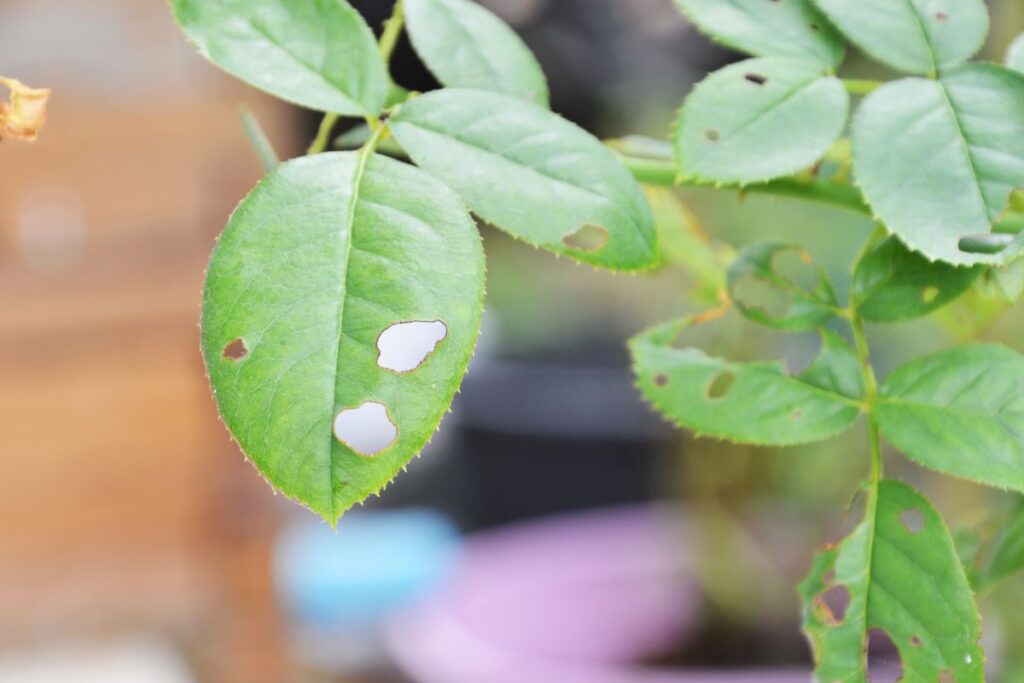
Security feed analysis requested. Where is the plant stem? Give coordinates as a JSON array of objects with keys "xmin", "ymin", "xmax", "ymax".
[
  {"xmin": 842, "ymin": 79, "xmax": 884, "ymax": 96},
  {"xmin": 849, "ymin": 301, "xmax": 883, "ymax": 484},
  {"xmin": 617, "ymin": 153, "xmax": 871, "ymax": 216},
  {"xmin": 307, "ymin": 112, "xmax": 340, "ymax": 156},
  {"xmin": 239, "ymin": 104, "xmax": 280, "ymax": 172},
  {"xmin": 378, "ymin": 0, "xmax": 405, "ymax": 66}
]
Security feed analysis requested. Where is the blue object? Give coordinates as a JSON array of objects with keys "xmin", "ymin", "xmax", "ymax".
[{"xmin": 274, "ymin": 509, "xmax": 461, "ymax": 627}]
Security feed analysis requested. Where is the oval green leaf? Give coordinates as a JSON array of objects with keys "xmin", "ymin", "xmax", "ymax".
[
  {"xmin": 811, "ymin": 0, "xmax": 988, "ymax": 76},
  {"xmin": 405, "ymin": 0, "xmax": 549, "ymax": 106},
  {"xmin": 389, "ymin": 88, "xmax": 658, "ymax": 271},
  {"xmin": 201, "ymin": 152, "xmax": 485, "ymax": 523},
  {"xmin": 630, "ymin": 319, "xmax": 862, "ymax": 446},
  {"xmin": 674, "ymin": 0, "xmax": 844, "ymax": 68},
  {"xmin": 172, "ymin": 0, "xmax": 388, "ymax": 116},
  {"xmin": 801, "ymin": 480, "xmax": 984, "ymax": 682},
  {"xmin": 727, "ymin": 241, "xmax": 839, "ymax": 330},
  {"xmin": 675, "ymin": 58, "xmax": 848, "ymax": 184},
  {"xmin": 1010, "ymin": 34, "xmax": 1024, "ymax": 73},
  {"xmin": 853, "ymin": 65, "xmax": 1024, "ymax": 266},
  {"xmin": 852, "ymin": 235, "xmax": 982, "ymax": 323},
  {"xmin": 877, "ymin": 344, "xmax": 1024, "ymax": 493}
]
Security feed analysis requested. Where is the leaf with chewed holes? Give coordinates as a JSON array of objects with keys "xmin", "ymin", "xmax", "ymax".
[
  {"xmin": 727, "ymin": 241, "xmax": 840, "ymax": 331},
  {"xmin": 801, "ymin": 480, "xmax": 984, "ymax": 682},
  {"xmin": 201, "ymin": 152, "xmax": 484, "ymax": 523},
  {"xmin": 404, "ymin": 0, "xmax": 549, "ymax": 106},
  {"xmin": 675, "ymin": 57, "xmax": 849, "ymax": 184},
  {"xmin": 811, "ymin": 0, "xmax": 988, "ymax": 76},
  {"xmin": 389, "ymin": 88, "xmax": 658, "ymax": 271},
  {"xmin": 876, "ymin": 344, "xmax": 1024, "ymax": 493},
  {"xmin": 630, "ymin": 317, "xmax": 862, "ymax": 445},
  {"xmin": 171, "ymin": 0, "xmax": 387, "ymax": 116},
  {"xmin": 853, "ymin": 64, "xmax": 1024, "ymax": 266},
  {"xmin": 1011, "ymin": 34, "xmax": 1024, "ymax": 73},
  {"xmin": 852, "ymin": 235, "xmax": 982, "ymax": 323},
  {"xmin": 673, "ymin": 0, "xmax": 844, "ymax": 69}
]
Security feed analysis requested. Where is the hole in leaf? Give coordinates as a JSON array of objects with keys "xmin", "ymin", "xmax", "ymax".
[
  {"xmin": 959, "ymin": 233, "xmax": 1012, "ymax": 255},
  {"xmin": 654, "ymin": 373, "xmax": 670, "ymax": 387},
  {"xmin": 921, "ymin": 286, "xmax": 940, "ymax": 304},
  {"xmin": 772, "ymin": 248, "xmax": 818, "ymax": 291},
  {"xmin": 964, "ymin": 654, "xmax": 973, "ymax": 665},
  {"xmin": 732, "ymin": 274, "xmax": 790, "ymax": 318},
  {"xmin": 333, "ymin": 401, "xmax": 397, "ymax": 457},
  {"xmin": 706, "ymin": 371, "xmax": 735, "ymax": 400},
  {"xmin": 939, "ymin": 671, "xmax": 956, "ymax": 683},
  {"xmin": 819, "ymin": 584, "xmax": 850, "ymax": 623},
  {"xmin": 745, "ymin": 73, "xmax": 768, "ymax": 86},
  {"xmin": 900, "ymin": 508, "xmax": 925, "ymax": 534},
  {"xmin": 223, "ymin": 338, "xmax": 249, "ymax": 361},
  {"xmin": 376, "ymin": 320, "xmax": 447, "ymax": 373},
  {"xmin": 705, "ymin": 129, "xmax": 721, "ymax": 142},
  {"xmin": 562, "ymin": 224, "xmax": 609, "ymax": 252},
  {"xmin": 868, "ymin": 630, "xmax": 902, "ymax": 683}
]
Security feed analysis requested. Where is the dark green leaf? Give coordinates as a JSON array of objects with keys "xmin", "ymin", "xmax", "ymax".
[
  {"xmin": 853, "ymin": 64, "xmax": 1024, "ymax": 265},
  {"xmin": 390, "ymin": 88, "xmax": 658, "ymax": 271},
  {"xmin": 877, "ymin": 344, "xmax": 1024, "ymax": 493},
  {"xmin": 727, "ymin": 241, "xmax": 839, "ymax": 330},
  {"xmin": 852, "ymin": 235, "xmax": 981, "ymax": 323},
  {"xmin": 201, "ymin": 152, "xmax": 485, "ymax": 523},
  {"xmin": 811, "ymin": 0, "xmax": 988, "ymax": 76},
  {"xmin": 404, "ymin": 0, "xmax": 548, "ymax": 105},
  {"xmin": 172, "ymin": 0, "xmax": 388, "ymax": 116},
  {"xmin": 801, "ymin": 480, "xmax": 984, "ymax": 682},
  {"xmin": 980, "ymin": 504, "xmax": 1024, "ymax": 590},
  {"xmin": 630, "ymin": 318, "xmax": 862, "ymax": 446},
  {"xmin": 674, "ymin": 0, "xmax": 844, "ymax": 68},
  {"xmin": 675, "ymin": 58, "xmax": 848, "ymax": 184}
]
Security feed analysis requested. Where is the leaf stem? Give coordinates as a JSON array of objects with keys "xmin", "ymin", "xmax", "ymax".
[
  {"xmin": 307, "ymin": 112, "xmax": 340, "ymax": 156},
  {"xmin": 849, "ymin": 296, "xmax": 882, "ymax": 483},
  {"xmin": 239, "ymin": 104, "xmax": 280, "ymax": 172},
  {"xmin": 617, "ymin": 153, "xmax": 871, "ymax": 216},
  {"xmin": 378, "ymin": 0, "xmax": 406, "ymax": 67},
  {"xmin": 842, "ymin": 79, "xmax": 884, "ymax": 96}
]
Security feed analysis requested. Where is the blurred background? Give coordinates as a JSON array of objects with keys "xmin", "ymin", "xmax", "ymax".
[{"xmin": 2, "ymin": 0, "xmax": 1024, "ymax": 681}]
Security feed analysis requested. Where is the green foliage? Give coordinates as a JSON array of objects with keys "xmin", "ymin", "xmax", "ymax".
[
  {"xmin": 876, "ymin": 345, "xmax": 1024, "ymax": 494},
  {"xmin": 201, "ymin": 152, "xmax": 484, "ymax": 522},
  {"xmin": 811, "ymin": 0, "xmax": 988, "ymax": 76},
  {"xmin": 852, "ymin": 235, "xmax": 981, "ymax": 323},
  {"xmin": 727, "ymin": 241, "xmax": 839, "ymax": 330},
  {"xmin": 173, "ymin": 0, "xmax": 1024, "ymax": 674},
  {"xmin": 630, "ymin": 319, "xmax": 862, "ymax": 446},
  {"xmin": 673, "ymin": 0, "xmax": 844, "ymax": 68},
  {"xmin": 801, "ymin": 480, "xmax": 984, "ymax": 682},
  {"xmin": 172, "ymin": 0, "xmax": 387, "ymax": 116},
  {"xmin": 1011, "ymin": 34, "xmax": 1024, "ymax": 72},
  {"xmin": 390, "ymin": 88, "xmax": 658, "ymax": 270},
  {"xmin": 405, "ymin": 0, "xmax": 548, "ymax": 105},
  {"xmin": 675, "ymin": 57, "xmax": 848, "ymax": 184},
  {"xmin": 853, "ymin": 65, "xmax": 1024, "ymax": 266}
]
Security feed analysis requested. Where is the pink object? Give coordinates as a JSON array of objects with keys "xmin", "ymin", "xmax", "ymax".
[{"xmin": 385, "ymin": 505, "xmax": 812, "ymax": 683}]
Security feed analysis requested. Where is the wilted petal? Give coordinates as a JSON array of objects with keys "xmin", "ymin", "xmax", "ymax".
[{"xmin": 0, "ymin": 76, "xmax": 51, "ymax": 142}]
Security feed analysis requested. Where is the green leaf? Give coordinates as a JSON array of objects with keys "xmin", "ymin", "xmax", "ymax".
[
  {"xmin": 877, "ymin": 344, "xmax": 1024, "ymax": 493},
  {"xmin": 630, "ymin": 318, "xmax": 862, "ymax": 446},
  {"xmin": 811, "ymin": 0, "xmax": 988, "ymax": 76},
  {"xmin": 852, "ymin": 235, "xmax": 982, "ymax": 323},
  {"xmin": 675, "ymin": 58, "xmax": 848, "ymax": 184},
  {"xmin": 853, "ymin": 64, "xmax": 1024, "ymax": 266},
  {"xmin": 980, "ymin": 257, "xmax": 1024, "ymax": 304},
  {"xmin": 673, "ymin": 0, "xmax": 844, "ymax": 68},
  {"xmin": 1011, "ymin": 34, "xmax": 1024, "ymax": 73},
  {"xmin": 172, "ymin": 0, "xmax": 387, "ymax": 116},
  {"xmin": 801, "ymin": 480, "xmax": 984, "ymax": 682},
  {"xmin": 389, "ymin": 88, "xmax": 658, "ymax": 271},
  {"xmin": 200, "ymin": 152, "xmax": 485, "ymax": 523},
  {"xmin": 404, "ymin": 0, "xmax": 548, "ymax": 106},
  {"xmin": 980, "ymin": 503, "xmax": 1024, "ymax": 590},
  {"xmin": 727, "ymin": 241, "xmax": 839, "ymax": 331}
]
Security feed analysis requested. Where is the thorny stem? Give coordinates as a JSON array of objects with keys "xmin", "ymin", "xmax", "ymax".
[
  {"xmin": 617, "ymin": 153, "xmax": 871, "ymax": 217},
  {"xmin": 308, "ymin": 0, "xmax": 405, "ymax": 155}
]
